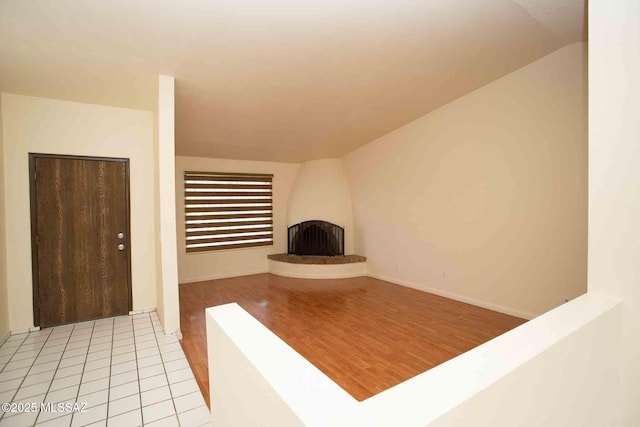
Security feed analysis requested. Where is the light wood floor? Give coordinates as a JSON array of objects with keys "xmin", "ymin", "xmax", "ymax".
[{"xmin": 179, "ymin": 273, "xmax": 526, "ymax": 405}]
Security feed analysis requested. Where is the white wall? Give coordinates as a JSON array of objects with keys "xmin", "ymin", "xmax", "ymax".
[
  {"xmin": 588, "ymin": 1, "xmax": 640, "ymax": 425},
  {"xmin": 206, "ymin": 294, "xmax": 623, "ymax": 427},
  {"xmin": 176, "ymin": 156, "xmax": 299, "ymax": 283},
  {"xmin": 153, "ymin": 82, "xmax": 164, "ymax": 329},
  {"xmin": 418, "ymin": 296, "xmax": 622, "ymax": 427},
  {"xmin": 344, "ymin": 43, "xmax": 587, "ymax": 319},
  {"xmin": 359, "ymin": 294, "xmax": 622, "ymax": 427},
  {"xmin": 207, "ymin": 303, "xmax": 358, "ymax": 427},
  {"xmin": 288, "ymin": 159, "xmax": 354, "ymax": 254},
  {"xmin": 0, "ymin": 97, "xmax": 9, "ymax": 341},
  {"xmin": 156, "ymin": 76, "xmax": 180, "ymax": 334},
  {"xmin": 1, "ymin": 93, "xmax": 157, "ymax": 331}
]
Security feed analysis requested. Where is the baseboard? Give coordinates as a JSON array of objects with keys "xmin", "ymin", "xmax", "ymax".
[
  {"xmin": 368, "ymin": 273, "xmax": 537, "ymax": 320},
  {"xmin": 129, "ymin": 307, "xmax": 157, "ymax": 316},
  {"xmin": 179, "ymin": 268, "xmax": 269, "ymax": 284}
]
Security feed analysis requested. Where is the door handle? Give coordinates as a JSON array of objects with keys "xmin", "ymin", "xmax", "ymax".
[{"xmin": 118, "ymin": 244, "xmax": 125, "ymax": 251}]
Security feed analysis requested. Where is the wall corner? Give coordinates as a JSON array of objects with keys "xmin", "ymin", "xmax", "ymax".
[{"xmin": 156, "ymin": 75, "xmax": 180, "ymax": 334}]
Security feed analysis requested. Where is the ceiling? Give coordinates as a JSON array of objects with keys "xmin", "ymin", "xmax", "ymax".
[{"xmin": 0, "ymin": 0, "xmax": 586, "ymax": 163}]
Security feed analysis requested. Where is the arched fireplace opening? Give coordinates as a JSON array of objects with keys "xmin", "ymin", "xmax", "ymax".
[{"xmin": 288, "ymin": 221, "xmax": 344, "ymax": 256}]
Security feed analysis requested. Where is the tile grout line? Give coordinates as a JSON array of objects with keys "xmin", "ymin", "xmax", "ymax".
[
  {"xmin": 129, "ymin": 313, "xmax": 144, "ymax": 427},
  {"xmin": 68, "ymin": 319, "xmax": 100, "ymax": 427},
  {"xmin": 0, "ymin": 334, "xmax": 12, "ymax": 350},
  {"xmin": 151, "ymin": 312, "xmax": 183, "ymax": 427},
  {"xmin": 104, "ymin": 317, "xmax": 117, "ymax": 426},
  {"xmin": 0, "ymin": 331, "xmax": 39, "ymax": 422},
  {"xmin": 0, "ymin": 334, "xmax": 34, "ymax": 376},
  {"xmin": 102, "ymin": 320, "xmax": 140, "ymax": 421},
  {"xmin": 128, "ymin": 312, "xmax": 175, "ymax": 425},
  {"xmin": 63, "ymin": 321, "xmax": 96, "ymax": 425},
  {"xmin": 0, "ymin": 346, "xmax": 29, "ymax": 383},
  {"xmin": 2, "ymin": 328, "xmax": 56, "ymax": 422},
  {"xmin": 33, "ymin": 323, "xmax": 88, "ymax": 426},
  {"xmin": 0, "ymin": 333, "xmax": 29, "ymax": 374}
]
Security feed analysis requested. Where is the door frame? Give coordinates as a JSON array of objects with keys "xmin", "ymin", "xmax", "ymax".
[{"xmin": 29, "ymin": 153, "xmax": 133, "ymax": 327}]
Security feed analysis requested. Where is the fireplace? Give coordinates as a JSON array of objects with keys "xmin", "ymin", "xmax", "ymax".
[{"xmin": 288, "ymin": 221, "xmax": 344, "ymax": 256}]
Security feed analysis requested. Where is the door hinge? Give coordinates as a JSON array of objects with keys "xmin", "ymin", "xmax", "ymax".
[
  {"xmin": 34, "ymin": 171, "xmax": 37, "ymax": 181},
  {"xmin": 35, "ymin": 235, "xmax": 39, "ymax": 245}
]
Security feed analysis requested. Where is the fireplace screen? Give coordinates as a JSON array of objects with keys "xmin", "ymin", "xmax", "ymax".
[{"xmin": 288, "ymin": 221, "xmax": 344, "ymax": 256}]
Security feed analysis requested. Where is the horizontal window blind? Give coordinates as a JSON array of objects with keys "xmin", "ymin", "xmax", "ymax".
[{"xmin": 184, "ymin": 171, "xmax": 274, "ymax": 253}]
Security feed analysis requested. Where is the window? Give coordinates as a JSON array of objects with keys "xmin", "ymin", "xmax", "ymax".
[{"xmin": 184, "ymin": 171, "xmax": 274, "ymax": 252}]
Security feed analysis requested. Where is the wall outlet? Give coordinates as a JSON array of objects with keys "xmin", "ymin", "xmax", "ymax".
[{"xmin": 442, "ymin": 272, "xmax": 447, "ymax": 279}]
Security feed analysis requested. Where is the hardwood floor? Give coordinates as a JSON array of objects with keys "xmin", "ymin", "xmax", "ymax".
[{"xmin": 179, "ymin": 273, "xmax": 526, "ymax": 405}]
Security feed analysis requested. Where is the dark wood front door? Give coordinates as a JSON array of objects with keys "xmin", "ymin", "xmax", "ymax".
[{"xmin": 29, "ymin": 154, "xmax": 132, "ymax": 327}]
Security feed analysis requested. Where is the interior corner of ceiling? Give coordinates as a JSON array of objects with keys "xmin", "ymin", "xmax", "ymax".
[{"xmin": 515, "ymin": 0, "xmax": 586, "ymax": 45}]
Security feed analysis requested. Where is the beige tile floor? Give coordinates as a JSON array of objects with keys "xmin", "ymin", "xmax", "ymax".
[{"xmin": 0, "ymin": 312, "xmax": 209, "ymax": 427}]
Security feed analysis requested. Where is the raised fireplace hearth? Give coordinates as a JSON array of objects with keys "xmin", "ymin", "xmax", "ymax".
[
  {"xmin": 288, "ymin": 220, "xmax": 344, "ymax": 256},
  {"xmin": 268, "ymin": 253, "xmax": 366, "ymax": 265},
  {"xmin": 267, "ymin": 252, "xmax": 367, "ymax": 278}
]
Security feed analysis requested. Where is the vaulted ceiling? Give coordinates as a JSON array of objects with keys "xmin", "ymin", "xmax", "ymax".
[{"xmin": 0, "ymin": 0, "xmax": 586, "ymax": 162}]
